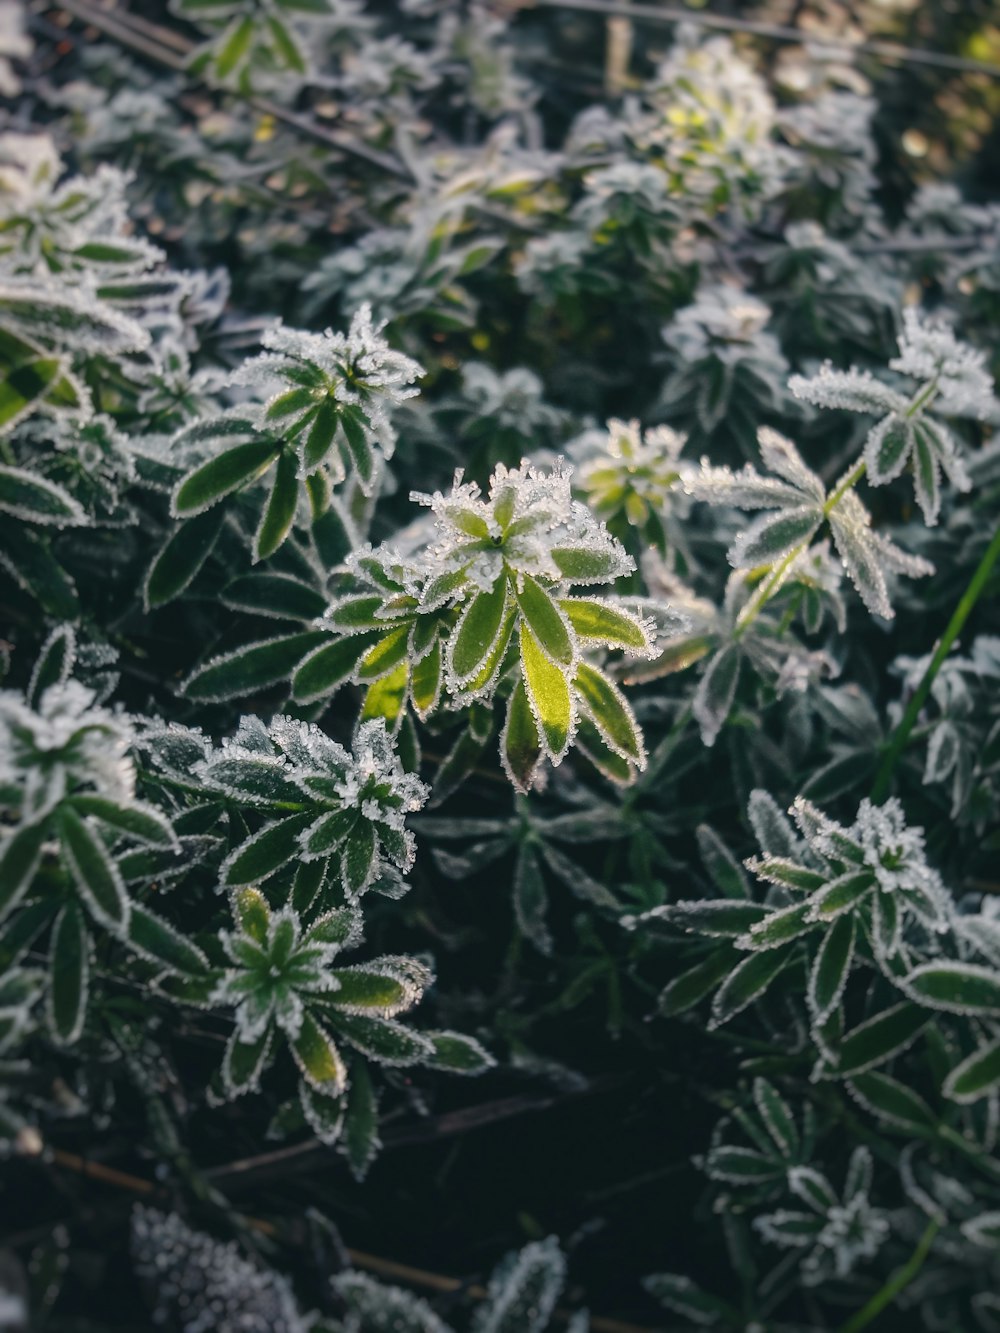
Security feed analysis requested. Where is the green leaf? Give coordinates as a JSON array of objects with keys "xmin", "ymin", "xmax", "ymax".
[
  {"xmin": 808, "ymin": 913, "xmax": 855, "ymax": 1023},
  {"xmin": 849, "ymin": 1071, "xmax": 937, "ymax": 1134},
  {"xmin": 340, "ymin": 407, "xmax": 376, "ymax": 491},
  {"xmin": 361, "ymin": 663, "xmax": 409, "ymax": 730},
  {"xmin": 944, "ymin": 1040, "xmax": 1000, "ymax": 1104},
  {"xmin": 223, "ymin": 1025, "xmax": 272, "ymax": 1097},
  {"xmin": 667, "ymin": 900, "xmax": 768, "ymax": 936},
  {"xmin": 0, "ymin": 524, "xmax": 78, "ymax": 617},
  {"xmin": 905, "ymin": 962, "xmax": 1000, "ymax": 1014},
  {"xmin": 173, "ymin": 438, "xmax": 280, "ymax": 516},
  {"xmin": 300, "ymin": 1080, "xmax": 345, "ymax": 1145},
  {"xmin": 127, "ymin": 904, "xmax": 210, "ymax": 977},
  {"xmin": 574, "ymin": 661, "xmax": 643, "ymax": 763},
  {"xmin": 234, "ymin": 887, "xmax": 271, "ymax": 943},
  {"xmin": 342, "ymin": 1061, "xmax": 379, "ymax": 1180},
  {"xmin": 48, "ymin": 903, "xmax": 89, "ymax": 1045},
  {"xmin": 342, "ymin": 819, "xmax": 376, "ymax": 897},
  {"xmin": 451, "ymin": 581, "xmax": 508, "ymax": 682},
  {"xmin": 513, "ymin": 844, "xmax": 550, "ymax": 954},
  {"xmin": 326, "ymin": 964, "xmax": 419, "ymax": 1015},
  {"xmin": 292, "ymin": 633, "xmax": 376, "ymax": 704},
  {"xmin": 0, "ymin": 462, "xmax": 85, "ymax": 524},
  {"xmin": 754, "ymin": 1078, "xmax": 799, "ymax": 1159},
  {"xmin": 69, "ymin": 797, "xmax": 175, "ymax": 848},
  {"xmin": 0, "ymin": 821, "xmax": 48, "ymax": 920},
  {"xmin": 831, "ymin": 1003, "xmax": 929, "ymax": 1077},
  {"xmin": 357, "ymin": 626, "xmax": 411, "ymax": 683},
  {"xmin": 302, "ymin": 398, "xmax": 339, "ymax": 471},
  {"xmin": 222, "ymin": 572, "xmax": 327, "ymax": 622},
  {"xmin": 0, "ymin": 358, "xmax": 70, "ymax": 432},
  {"xmin": 550, "ymin": 545, "xmax": 623, "ymax": 582},
  {"xmin": 184, "ymin": 630, "xmax": 330, "ymax": 701},
  {"xmin": 423, "ymin": 1030, "xmax": 495, "ymax": 1074},
  {"xmin": 658, "ymin": 948, "xmax": 735, "ymax": 1017},
  {"xmin": 810, "ymin": 869, "xmax": 873, "ymax": 918},
  {"xmin": 223, "ymin": 815, "xmax": 314, "ymax": 886},
  {"xmin": 502, "ymin": 679, "xmax": 542, "ymax": 794},
  {"xmin": 215, "ymin": 13, "xmax": 255, "ymax": 78},
  {"xmin": 519, "ymin": 624, "xmax": 572, "ymax": 759},
  {"xmin": 709, "ymin": 944, "xmax": 793, "ymax": 1028},
  {"xmin": 411, "ymin": 639, "xmax": 442, "ymax": 719},
  {"xmin": 254, "ymin": 448, "xmax": 299, "ymax": 560},
  {"xmin": 516, "ymin": 576, "xmax": 573, "ymax": 666},
  {"xmin": 330, "ymin": 1012, "xmax": 433, "ymax": 1065},
  {"xmin": 266, "ymin": 14, "xmax": 306, "ymax": 71},
  {"xmin": 28, "ymin": 624, "xmax": 76, "ymax": 708},
  {"xmin": 144, "ymin": 507, "xmax": 225, "ymax": 609},
  {"xmin": 290, "ymin": 1011, "xmax": 347, "ymax": 1091},
  {"xmin": 58, "ymin": 805, "xmax": 130, "ymax": 932},
  {"xmin": 559, "ymin": 597, "xmax": 649, "ymax": 651},
  {"xmin": 743, "ymin": 902, "xmax": 814, "ymax": 951}
]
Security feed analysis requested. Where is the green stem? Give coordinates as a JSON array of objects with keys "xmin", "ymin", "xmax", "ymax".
[
  {"xmin": 872, "ymin": 520, "xmax": 1000, "ymax": 802},
  {"xmin": 838, "ymin": 1219, "xmax": 939, "ymax": 1333}
]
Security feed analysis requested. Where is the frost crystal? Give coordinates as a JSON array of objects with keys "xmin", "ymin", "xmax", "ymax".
[
  {"xmin": 414, "ymin": 458, "xmax": 633, "ymax": 592},
  {"xmin": 215, "ymin": 905, "xmax": 345, "ymax": 1042},
  {"xmin": 130, "ymin": 1206, "xmax": 309, "ymax": 1333},
  {"xmin": 0, "ymin": 681, "xmax": 134, "ymax": 818},
  {"xmin": 576, "ymin": 418, "xmax": 690, "ymax": 537},
  {"xmin": 790, "ymin": 308, "xmax": 994, "ymax": 524}
]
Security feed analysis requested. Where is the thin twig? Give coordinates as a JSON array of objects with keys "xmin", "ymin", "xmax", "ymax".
[{"xmin": 527, "ymin": 0, "xmax": 1000, "ymax": 78}]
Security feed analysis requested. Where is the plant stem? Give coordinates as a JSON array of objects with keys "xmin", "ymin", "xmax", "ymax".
[
  {"xmin": 872, "ymin": 520, "xmax": 1000, "ymax": 802},
  {"xmin": 837, "ymin": 1219, "xmax": 939, "ymax": 1333}
]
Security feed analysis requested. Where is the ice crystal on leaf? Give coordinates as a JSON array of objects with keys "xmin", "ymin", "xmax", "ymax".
[
  {"xmin": 790, "ymin": 309, "xmax": 995, "ymax": 523},
  {"xmin": 0, "ymin": 680, "xmax": 134, "ymax": 819},
  {"xmin": 131, "ymin": 1206, "xmax": 309, "ymax": 1333},
  {"xmin": 201, "ymin": 715, "xmax": 428, "ymax": 903},
  {"xmin": 575, "ymin": 418, "xmax": 691, "ymax": 559},
  {"xmin": 755, "ymin": 1149, "xmax": 888, "ymax": 1286},
  {"xmin": 688, "ymin": 425, "xmax": 933, "ymax": 620}
]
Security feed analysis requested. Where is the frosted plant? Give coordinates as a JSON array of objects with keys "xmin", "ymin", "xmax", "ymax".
[
  {"xmin": 15, "ymin": 412, "xmax": 136, "ymax": 521},
  {"xmin": 171, "ymin": 0, "xmax": 342, "ymax": 89},
  {"xmin": 637, "ymin": 790, "xmax": 956, "ymax": 1065},
  {"xmin": 334, "ymin": 1235, "xmax": 578, "ymax": 1333},
  {"xmin": 166, "ymin": 305, "xmax": 423, "ymax": 563},
  {"xmin": 0, "ymin": 3, "xmax": 30, "ymax": 99},
  {"xmin": 789, "ymin": 308, "xmax": 995, "ymax": 523},
  {"xmin": 761, "ymin": 222, "xmax": 899, "ymax": 355},
  {"xmin": 702, "ymin": 1078, "xmax": 815, "ymax": 1195},
  {"xmin": 0, "ymin": 677, "xmax": 135, "ymax": 819},
  {"xmin": 0, "ymin": 136, "xmax": 161, "ymax": 279},
  {"xmin": 777, "ymin": 93, "xmax": 878, "ymax": 226},
  {"xmin": 451, "ymin": 363, "xmax": 567, "ymax": 465},
  {"xmin": 184, "ymin": 461, "xmax": 662, "ymax": 793},
  {"xmin": 440, "ymin": 4, "xmax": 534, "ymax": 120},
  {"xmin": 209, "ymin": 886, "xmax": 488, "ymax": 1145},
  {"xmin": 657, "ymin": 286, "xmax": 790, "ymax": 445},
  {"xmin": 574, "ymin": 418, "xmax": 691, "ymax": 561},
  {"xmin": 199, "ymin": 715, "xmax": 429, "ymax": 903},
  {"xmin": 754, "ymin": 1148, "xmax": 889, "ymax": 1286},
  {"xmin": 0, "ymin": 657, "xmax": 206, "ymax": 1045},
  {"xmin": 131, "ymin": 1206, "xmax": 310, "ymax": 1333},
  {"xmin": 688, "ymin": 425, "xmax": 934, "ymax": 621},
  {"xmin": 636, "ymin": 30, "xmax": 791, "ymax": 221}
]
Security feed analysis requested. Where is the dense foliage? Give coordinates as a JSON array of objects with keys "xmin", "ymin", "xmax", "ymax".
[{"xmin": 1, "ymin": 0, "xmax": 1000, "ymax": 1328}]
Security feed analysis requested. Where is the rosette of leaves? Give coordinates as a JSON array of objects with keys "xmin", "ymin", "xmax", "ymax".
[
  {"xmin": 688, "ymin": 424, "xmax": 934, "ymax": 622},
  {"xmin": 154, "ymin": 305, "xmax": 422, "ymax": 587},
  {"xmin": 0, "ymin": 640, "xmax": 210, "ymax": 1044},
  {"xmin": 199, "ymin": 714, "xmax": 428, "ymax": 906},
  {"xmin": 656, "ymin": 286, "xmax": 791, "ymax": 456},
  {"xmin": 209, "ymin": 887, "xmax": 492, "ymax": 1153},
  {"xmin": 636, "ymin": 790, "xmax": 964, "ymax": 1079},
  {"xmin": 789, "ymin": 308, "xmax": 995, "ymax": 525},
  {"xmin": 574, "ymin": 418, "xmax": 693, "ymax": 567},
  {"xmin": 172, "ymin": 0, "xmax": 338, "ymax": 90},
  {"xmin": 183, "ymin": 460, "xmax": 662, "ymax": 792}
]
